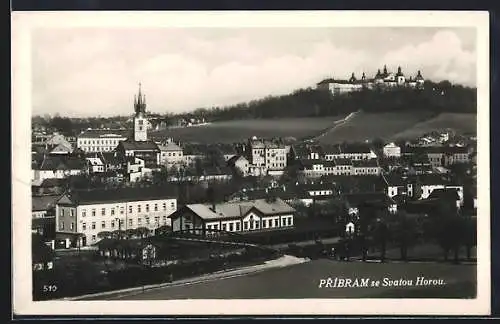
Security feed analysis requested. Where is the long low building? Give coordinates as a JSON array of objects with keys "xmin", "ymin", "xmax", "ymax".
[
  {"xmin": 55, "ymin": 186, "xmax": 177, "ymax": 246},
  {"xmin": 169, "ymin": 198, "xmax": 295, "ymax": 234}
]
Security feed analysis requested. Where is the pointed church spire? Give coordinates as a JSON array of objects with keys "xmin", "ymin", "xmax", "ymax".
[{"xmin": 383, "ymin": 65, "xmax": 388, "ymax": 74}]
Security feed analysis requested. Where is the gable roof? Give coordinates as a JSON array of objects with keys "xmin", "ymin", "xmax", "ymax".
[
  {"xmin": 181, "ymin": 198, "xmax": 295, "ymax": 221},
  {"xmin": 427, "ymin": 188, "xmax": 460, "ymax": 201},
  {"xmin": 32, "ymin": 195, "xmax": 61, "ymax": 212},
  {"xmin": 61, "ymin": 186, "xmax": 178, "ymax": 205},
  {"xmin": 118, "ymin": 140, "xmax": 160, "ymax": 152},
  {"xmin": 158, "ymin": 142, "xmax": 183, "ymax": 152},
  {"xmin": 343, "ymin": 192, "xmax": 395, "ymax": 207},
  {"xmin": 78, "ymin": 129, "xmax": 130, "ymax": 139}
]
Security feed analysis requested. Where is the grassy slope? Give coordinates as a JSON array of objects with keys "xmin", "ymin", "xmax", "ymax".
[
  {"xmin": 113, "ymin": 259, "xmax": 476, "ymax": 300},
  {"xmin": 391, "ymin": 113, "xmax": 477, "ymax": 140},
  {"xmin": 149, "ymin": 112, "xmax": 476, "ymax": 145},
  {"xmin": 316, "ymin": 112, "xmax": 436, "ymax": 145},
  {"xmin": 149, "ymin": 117, "xmax": 343, "ymax": 144}
]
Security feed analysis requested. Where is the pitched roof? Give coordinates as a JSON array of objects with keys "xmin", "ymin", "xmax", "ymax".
[
  {"xmin": 119, "ymin": 140, "xmax": 159, "ymax": 152},
  {"xmin": 352, "ymin": 159, "xmax": 379, "ymax": 168},
  {"xmin": 32, "ymin": 195, "xmax": 61, "ymax": 211},
  {"xmin": 158, "ymin": 142, "xmax": 183, "ymax": 152},
  {"xmin": 427, "ymin": 188, "xmax": 460, "ymax": 201},
  {"xmin": 182, "ymin": 198, "xmax": 295, "ymax": 220},
  {"xmin": 227, "ymin": 155, "xmax": 249, "ymax": 166},
  {"xmin": 40, "ymin": 178, "xmax": 69, "ymax": 188},
  {"xmin": 77, "ymin": 129, "xmax": 129, "ymax": 139},
  {"xmin": 343, "ymin": 192, "xmax": 395, "ymax": 207},
  {"xmin": 62, "ymin": 186, "xmax": 178, "ymax": 205}
]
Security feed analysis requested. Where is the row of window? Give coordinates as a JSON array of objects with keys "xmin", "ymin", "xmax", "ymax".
[
  {"xmin": 205, "ymin": 217, "xmax": 293, "ymax": 232},
  {"xmin": 81, "ymin": 215, "xmax": 168, "ymax": 231},
  {"xmin": 310, "ymin": 190, "xmax": 333, "ymax": 196},
  {"xmin": 79, "ymin": 202, "xmax": 176, "ymax": 217},
  {"xmin": 79, "ymin": 139, "xmax": 123, "ymax": 145},
  {"xmin": 161, "ymin": 152, "xmax": 183, "ymax": 157},
  {"xmin": 324, "ymin": 154, "xmax": 371, "ymax": 160}
]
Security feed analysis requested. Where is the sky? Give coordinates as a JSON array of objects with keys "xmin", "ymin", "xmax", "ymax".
[{"xmin": 31, "ymin": 27, "xmax": 476, "ymax": 117}]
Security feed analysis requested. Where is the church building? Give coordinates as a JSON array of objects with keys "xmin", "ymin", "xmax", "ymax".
[
  {"xmin": 316, "ymin": 65, "xmax": 425, "ymax": 96},
  {"xmin": 116, "ymin": 84, "xmax": 161, "ymax": 168}
]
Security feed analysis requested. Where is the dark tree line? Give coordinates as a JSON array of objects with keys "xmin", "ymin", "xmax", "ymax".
[{"xmin": 177, "ymin": 80, "xmax": 476, "ymax": 122}]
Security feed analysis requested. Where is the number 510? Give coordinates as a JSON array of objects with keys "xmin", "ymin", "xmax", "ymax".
[{"xmin": 43, "ymin": 285, "xmax": 57, "ymax": 292}]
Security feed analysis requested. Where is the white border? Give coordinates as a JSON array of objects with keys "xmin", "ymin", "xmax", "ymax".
[{"xmin": 12, "ymin": 10, "xmax": 490, "ymax": 316}]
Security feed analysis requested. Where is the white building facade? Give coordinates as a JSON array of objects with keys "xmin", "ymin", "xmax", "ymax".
[{"xmin": 56, "ymin": 188, "xmax": 177, "ymax": 246}]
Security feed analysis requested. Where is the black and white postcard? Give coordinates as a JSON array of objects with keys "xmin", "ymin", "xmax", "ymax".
[{"xmin": 12, "ymin": 10, "xmax": 491, "ymax": 316}]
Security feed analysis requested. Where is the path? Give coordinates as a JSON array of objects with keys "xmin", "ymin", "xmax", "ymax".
[
  {"xmin": 308, "ymin": 110, "xmax": 361, "ymax": 142},
  {"xmin": 68, "ymin": 255, "xmax": 309, "ymax": 301}
]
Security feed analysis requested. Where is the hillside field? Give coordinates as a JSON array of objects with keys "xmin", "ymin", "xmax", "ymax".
[
  {"xmin": 150, "ymin": 112, "xmax": 477, "ymax": 144},
  {"xmin": 316, "ymin": 112, "xmax": 435, "ymax": 145},
  {"xmin": 391, "ymin": 113, "xmax": 477, "ymax": 140},
  {"xmin": 316, "ymin": 112, "xmax": 476, "ymax": 145},
  {"xmin": 150, "ymin": 116, "xmax": 343, "ymax": 144}
]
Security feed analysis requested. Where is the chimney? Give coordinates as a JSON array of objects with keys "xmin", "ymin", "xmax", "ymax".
[{"xmin": 211, "ymin": 201, "xmax": 216, "ymax": 212}]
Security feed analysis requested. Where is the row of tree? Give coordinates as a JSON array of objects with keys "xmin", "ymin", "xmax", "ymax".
[
  {"xmin": 177, "ymin": 80, "xmax": 476, "ymax": 122},
  {"xmin": 344, "ymin": 201, "xmax": 477, "ymax": 264}
]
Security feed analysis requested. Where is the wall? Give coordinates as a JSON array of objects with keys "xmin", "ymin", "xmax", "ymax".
[{"xmin": 75, "ymin": 198, "xmax": 177, "ymax": 245}]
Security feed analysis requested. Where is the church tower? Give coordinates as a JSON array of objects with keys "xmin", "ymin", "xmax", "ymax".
[{"xmin": 133, "ymin": 83, "xmax": 148, "ymax": 142}]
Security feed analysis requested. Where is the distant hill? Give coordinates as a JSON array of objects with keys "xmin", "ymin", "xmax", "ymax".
[{"xmin": 180, "ymin": 80, "xmax": 476, "ymax": 122}]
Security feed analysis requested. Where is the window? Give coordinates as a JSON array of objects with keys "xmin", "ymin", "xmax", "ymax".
[
  {"xmin": 288, "ymin": 217, "xmax": 293, "ymax": 226},
  {"xmin": 101, "ymin": 208, "xmax": 106, "ymax": 216},
  {"xmin": 207, "ymin": 225, "xmax": 212, "ymax": 230},
  {"xmin": 282, "ymin": 218, "xmax": 287, "ymax": 226},
  {"xmin": 92, "ymin": 209, "xmax": 96, "ymax": 217},
  {"xmin": 236, "ymin": 222, "xmax": 240, "ymax": 231},
  {"xmin": 91, "ymin": 222, "xmax": 96, "ymax": 230},
  {"xmin": 146, "ymin": 217, "xmax": 150, "ymax": 225},
  {"xmin": 171, "ymin": 202, "xmax": 175, "ymax": 209},
  {"xmin": 59, "ymin": 222, "xmax": 64, "ymax": 230},
  {"xmin": 154, "ymin": 216, "xmax": 159, "ymax": 224},
  {"xmin": 263, "ymin": 219, "xmax": 267, "ymax": 228},
  {"xmin": 101, "ymin": 221, "xmax": 106, "ymax": 229},
  {"xmin": 222, "ymin": 224, "xmax": 227, "ymax": 231},
  {"xmin": 146, "ymin": 204, "xmax": 149, "ymax": 212},
  {"xmin": 120, "ymin": 207, "xmax": 124, "ymax": 215},
  {"xmin": 129, "ymin": 219, "xmax": 133, "ymax": 226},
  {"xmin": 154, "ymin": 204, "xmax": 158, "ymax": 211},
  {"xmin": 111, "ymin": 208, "xmax": 115, "ymax": 216},
  {"xmin": 82, "ymin": 209, "xmax": 86, "ymax": 217},
  {"xmin": 255, "ymin": 222, "xmax": 260, "ymax": 229},
  {"xmin": 92, "ymin": 235, "xmax": 96, "ymax": 241},
  {"xmin": 162, "ymin": 215, "xmax": 167, "ymax": 224},
  {"xmin": 129, "ymin": 206, "xmax": 132, "ymax": 213},
  {"xmin": 163, "ymin": 203, "xmax": 166, "ymax": 211},
  {"xmin": 82, "ymin": 223, "xmax": 87, "ymax": 230},
  {"xmin": 138, "ymin": 218, "xmax": 142, "ymax": 225},
  {"xmin": 138, "ymin": 205, "xmax": 141, "ymax": 213},
  {"xmin": 243, "ymin": 221, "xmax": 248, "ymax": 230},
  {"xmin": 275, "ymin": 219, "xmax": 279, "ymax": 227},
  {"xmin": 60, "ymin": 209, "xmax": 65, "ymax": 217},
  {"xmin": 111, "ymin": 220, "xmax": 115, "ymax": 228},
  {"xmin": 213, "ymin": 224, "xmax": 219, "ymax": 230},
  {"xmin": 70, "ymin": 223, "xmax": 74, "ymax": 230},
  {"xmin": 70, "ymin": 209, "xmax": 75, "ymax": 217}
]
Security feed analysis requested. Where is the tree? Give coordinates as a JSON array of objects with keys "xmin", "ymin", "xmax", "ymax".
[
  {"xmin": 391, "ymin": 211, "xmax": 418, "ymax": 261},
  {"xmin": 463, "ymin": 216, "xmax": 477, "ymax": 261},
  {"xmin": 136, "ymin": 227, "xmax": 150, "ymax": 238},
  {"xmin": 97, "ymin": 231, "xmax": 112, "ymax": 240},
  {"xmin": 427, "ymin": 200, "xmax": 463, "ymax": 263}
]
